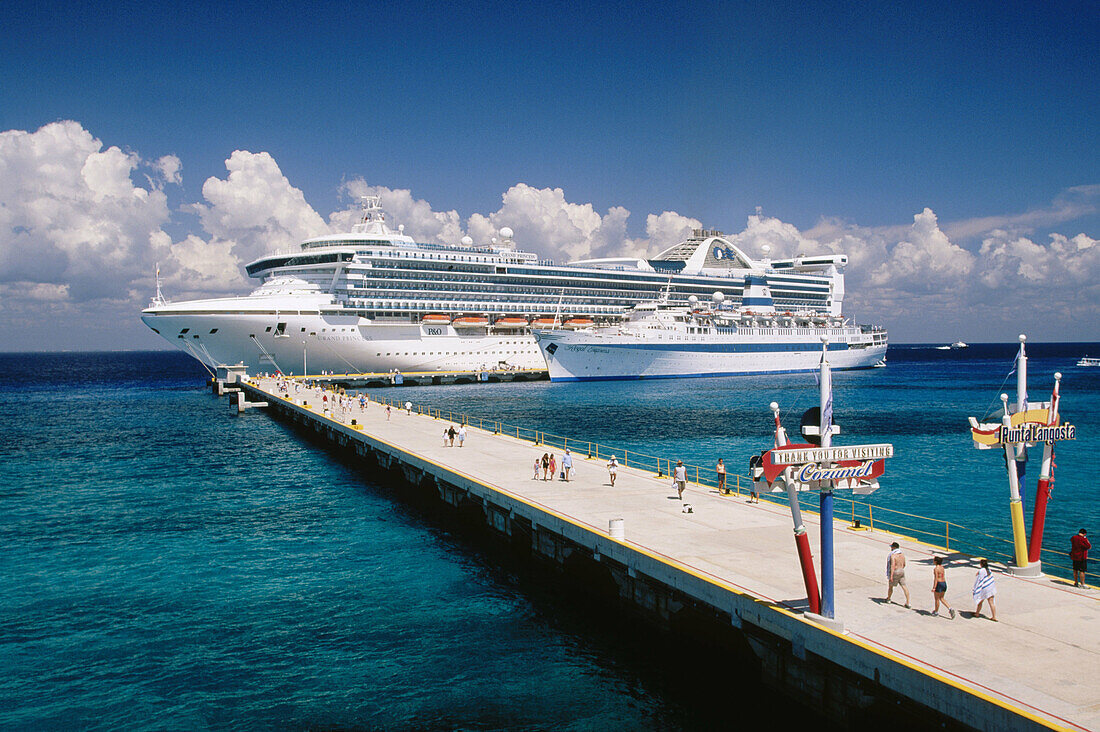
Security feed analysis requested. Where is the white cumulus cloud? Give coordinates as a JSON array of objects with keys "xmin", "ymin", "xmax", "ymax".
[
  {"xmin": 1, "ymin": 120, "xmax": 1097, "ymax": 348},
  {"xmin": 0, "ymin": 121, "xmax": 172, "ymax": 302},
  {"xmin": 193, "ymin": 150, "xmax": 328, "ymax": 265},
  {"xmin": 154, "ymin": 155, "xmax": 182, "ymax": 186},
  {"xmin": 869, "ymin": 208, "xmax": 975, "ymax": 292}
]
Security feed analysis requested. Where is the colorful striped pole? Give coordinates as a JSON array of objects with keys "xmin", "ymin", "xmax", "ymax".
[
  {"xmin": 771, "ymin": 402, "xmax": 820, "ymax": 615},
  {"xmin": 1028, "ymin": 372, "xmax": 1061, "ymax": 564},
  {"xmin": 1001, "ymin": 392, "xmax": 1030, "ymax": 569},
  {"xmin": 1005, "ymin": 335, "xmax": 1033, "ymax": 571}
]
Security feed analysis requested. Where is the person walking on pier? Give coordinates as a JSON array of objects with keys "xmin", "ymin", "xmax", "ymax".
[
  {"xmin": 716, "ymin": 458, "xmax": 727, "ymax": 495},
  {"xmin": 458, "ymin": 424, "xmax": 466, "ymax": 448},
  {"xmin": 385, "ymin": 404, "xmax": 391, "ymax": 421},
  {"xmin": 607, "ymin": 456, "xmax": 618, "ymax": 486},
  {"xmin": 541, "ymin": 453, "xmax": 550, "ymax": 480},
  {"xmin": 533, "ymin": 457, "xmax": 541, "ymax": 480},
  {"xmin": 447, "ymin": 425, "xmax": 457, "ymax": 447},
  {"xmin": 562, "ymin": 450, "xmax": 573, "ymax": 481},
  {"xmin": 444, "ymin": 427, "xmax": 450, "ymax": 447},
  {"xmin": 886, "ymin": 542, "xmax": 910, "ymax": 608},
  {"xmin": 548, "ymin": 454, "xmax": 556, "ymax": 480},
  {"xmin": 972, "ymin": 558, "xmax": 997, "ymax": 621},
  {"xmin": 1071, "ymin": 529, "xmax": 1090, "ymax": 587},
  {"xmin": 673, "ymin": 460, "xmax": 687, "ymax": 500},
  {"xmin": 405, "ymin": 400, "xmax": 412, "ymax": 415},
  {"xmin": 931, "ymin": 556, "xmax": 956, "ymax": 618}
]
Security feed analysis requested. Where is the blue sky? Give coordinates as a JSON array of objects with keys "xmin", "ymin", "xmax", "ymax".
[{"xmin": 1, "ymin": 0, "xmax": 1097, "ymax": 347}]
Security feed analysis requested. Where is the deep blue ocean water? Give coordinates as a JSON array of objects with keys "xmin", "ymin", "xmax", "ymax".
[{"xmin": 1, "ymin": 344, "xmax": 1097, "ymax": 729}]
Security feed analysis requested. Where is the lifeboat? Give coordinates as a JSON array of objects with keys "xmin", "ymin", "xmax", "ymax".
[
  {"xmin": 494, "ymin": 316, "xmax": 529, "ymax": 327},
  {"xmin": 564, "ymin": 317, "xmax": 595, "ymax": 328},
  {"xmin": 531, "ymin": 317, "xmax": 558, "ymax": 328},
  {"xmin": 452, "ymin": 315, "xmax": 490, "ymax": 327},
  {"xmin": 422, "ymin": 313, "xmax": 451, "ymax": 324}
]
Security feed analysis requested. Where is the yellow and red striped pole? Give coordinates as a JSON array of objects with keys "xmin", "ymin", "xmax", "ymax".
[{"xmin": 1001, "ymin": 392, "xmax": 1030, "ymax": 569}]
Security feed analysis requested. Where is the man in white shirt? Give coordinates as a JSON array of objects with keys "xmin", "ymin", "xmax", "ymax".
[{"xmin": 673, "ymin": 460, "xmax": 687, "ymax": 499}]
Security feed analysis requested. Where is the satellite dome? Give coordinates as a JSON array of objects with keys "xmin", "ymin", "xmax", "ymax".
[
  {"xmin": 688, "ymin": 295, "xmax": 699, "ymax": 305},
  {"xmin": 461, "ymin": 235, "xmax": 473, "ymax": 246},
  {"xmin": 500, "ymin": 226, "xmax": 514, "ymax": 239},
  {"xmin": 712, "ymin": 291, "xmax": 725, "ymax": 303}
]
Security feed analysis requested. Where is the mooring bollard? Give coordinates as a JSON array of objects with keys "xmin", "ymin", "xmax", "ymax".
[{"xmin": 609, "ymin": 518, "xmax": 624, "ymax": 540}]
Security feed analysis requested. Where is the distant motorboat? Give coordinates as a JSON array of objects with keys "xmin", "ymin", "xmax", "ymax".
[
  {"xmin": 1077, "ymin": 356, "xmax": 1100, "ymax": 367},
  {"xmin": 951, "ymin": 341, "xmax": 968, "ymax": 349}
]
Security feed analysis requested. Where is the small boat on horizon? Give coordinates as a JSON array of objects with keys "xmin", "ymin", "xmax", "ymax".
[{"xmin": 1077, "ymin": 356, "xmax": 1100, "ymax": 367}]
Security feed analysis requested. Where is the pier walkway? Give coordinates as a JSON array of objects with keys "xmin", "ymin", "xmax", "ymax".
[{"xmin": 244, "ymin": 378, "xmax": 1099, "ymax": 731}]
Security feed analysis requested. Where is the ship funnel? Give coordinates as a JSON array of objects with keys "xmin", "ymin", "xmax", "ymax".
[{"xmin": 741, "ymin": 275, "xmax": 776, "ymax": 314}]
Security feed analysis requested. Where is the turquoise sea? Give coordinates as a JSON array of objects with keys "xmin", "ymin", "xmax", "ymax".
[{"xmin": 1, "ymin": 344, "xmax": 1097, "ymax": 729}]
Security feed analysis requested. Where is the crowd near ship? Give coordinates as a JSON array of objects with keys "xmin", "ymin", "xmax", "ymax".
[{"xmin": 142, "ymin": 197, "xmax": 887, "ymax": 375}]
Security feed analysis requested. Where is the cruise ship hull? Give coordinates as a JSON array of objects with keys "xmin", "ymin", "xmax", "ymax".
[
  {"xmin": 142, "ymin": 307, "xmax": 545, "ymax": 374},
  {"xmin": 535, "ymin": 330, "xmax": 887, "ymax": 381}
]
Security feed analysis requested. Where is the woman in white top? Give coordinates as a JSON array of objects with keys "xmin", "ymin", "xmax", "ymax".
[
  {"xmin": 607, "ymin": 456, "xmax": 618, "ymax": 486},
  {"xmin": 972, "ymin": 558, "xmax": 997, "ymax": 621}
]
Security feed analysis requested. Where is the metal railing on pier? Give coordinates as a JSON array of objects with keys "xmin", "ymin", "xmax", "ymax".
[{"xmin": 299, "ymin": 381, "xmax": 1094, "ymax": 586}]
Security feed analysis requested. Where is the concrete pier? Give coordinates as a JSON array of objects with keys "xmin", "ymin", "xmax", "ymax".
[{"xmin": 241, "ymin": 377, "xmax": 1098, "ymax": 731}]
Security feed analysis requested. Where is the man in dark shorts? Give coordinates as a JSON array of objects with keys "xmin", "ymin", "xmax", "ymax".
[{"xmin": 1071, "ymin": 528, "xmax": 1090, "ymax": 587}]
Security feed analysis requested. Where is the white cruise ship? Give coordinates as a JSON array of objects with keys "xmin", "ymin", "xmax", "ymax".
[
  {"xmin": 142, "ymin": 197, "xmax": 883, "ymax": 375},
  {"xmin": 534, "ymin": 280, "xmax": 887, "ymax": 381}
]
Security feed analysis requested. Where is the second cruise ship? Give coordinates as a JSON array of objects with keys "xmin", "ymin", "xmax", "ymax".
[{"xmin": 141, "ymin": 197, "xmax": 886, "ymax": 374}]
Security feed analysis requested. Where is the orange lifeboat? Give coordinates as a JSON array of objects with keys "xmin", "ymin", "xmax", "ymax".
[
  {"xmin": 565, "ymin": 317, "xmax": 595, "ymax": 328},
  {"xmin": 494, "ymin": 316, "xmax": 529, "ymax": 327},
  {"xmin": 422, "ymin": 313, "xmax": 451, "ymax": 324},
  {"xmin": 452, "ymin": 315, "xmax": 490, "ymax": 327},
  {"xmin": 530, "ymin": 317, "xmax": 558, "ymax": 328}
]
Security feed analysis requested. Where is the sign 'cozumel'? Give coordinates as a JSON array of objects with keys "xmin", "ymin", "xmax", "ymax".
[{"xmin": 760, "ymin": 442, "xmax": 891, "ymax": 484}]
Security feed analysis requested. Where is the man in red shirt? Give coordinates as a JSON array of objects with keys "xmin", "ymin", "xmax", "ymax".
[{"xmin": 1070, "ymin": 528, "xmax": 1091, "ymax": 587}]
